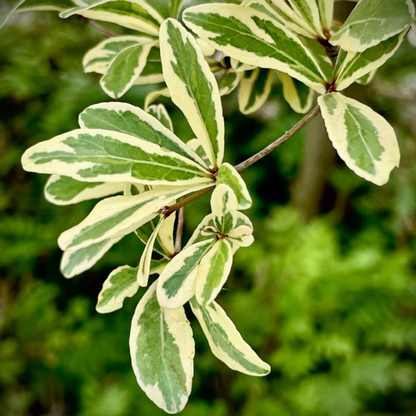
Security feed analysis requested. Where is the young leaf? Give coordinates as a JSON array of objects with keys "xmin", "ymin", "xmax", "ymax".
[
  {"xmin": 78, "ymin": 102, "xmax": 204, "ymax": 165},
  {"xmin": 45, "ymin": 174, "xmax": 125, "ymax": 205},
  {"xmin": 330, "ymin": 0, "xmax": 415, "ymax": 52},
  {"xmin": 183, "ymin": 4, "xmax": 330, "ymax": 93},
  {"xmin": 100, "ymin": 41, "xmax": 155, "ymax": 98},
  {"xmin": 334, "ymin": 31, "xmax": 406, "ymax": 91},
  {"xmin": 96, "ymin": 265, "xmax": 140, "ymax": 313},
  {"xmin": 157, "ymin": 239, "xmax": 215, "ymax": 309},
  {"xmin": 146, "ymin": 104, "xmax": 174, "ymax": 132},
  {"xmin": 22, "ymin": 129, "xmax": 212, "ymax": 186},
  {"xmin": 130, "ymin": 281, "xmax": 194, "ymax": 414},
  {"xmin": 238, "ymin": 68, "xmax": 274, "ymax": 115},
  {"xmin": 144, "ymin": 87, "xmax": 170, "ymax": 109},
  {"xmin": 277, "ymin": 71, "xmax": 314, "ymax": 114},
  {"xmin": 190, "ymin": 298, "xmax": 271, "ymax": 376},
  {"xmin": 287, "ymin": 0, "xmax": 325, "ymax": 38},
  {"xmin": 318, "ymin": 92, "xmax": 400, "ymax": 186},
  {"xmin": 195, "ymin": 239, "xmax": 233, "ymax": 306},
  {"xmin": 157, "ymin": 211, "xmax": 176, "ymax": 256},
  {"xmin": 61, "ymin": 236, "xmax": 122, "ymax": 278},
  {"xmin": 218, "ymin": 69, "xmax": 242, "ymax": 96},
  {"xmin": 58, "ymin": 186, "xmax": 205, "ymax": 251},
  {"xmin": 227, "ymin": 212, "xmax": 254, "ymax": 250},
  {"xmin": 160, "ymin": 18, "xmax": 225, "ymax": 167},
  {"xmin": 61, "ymin": 0, "xmax": 164, "ymax": 36},
  {"xmin": 216, "ymin": 163, "xmax": 252, "ymax": 210},
  {"xmin": 185, "ymin": 214, "xmax": 217, "ymax": 247},
  {"xmin": 316, "ymin": 0, "xmax": 334, "ymax": 31},
  {"xmin": 211, "ymin": 184, "xmax": 238, "ymax": 234}
]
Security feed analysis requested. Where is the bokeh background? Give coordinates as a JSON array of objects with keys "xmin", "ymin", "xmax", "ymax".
[{"xmin": 1, "ymin": 3, "xmax": 416, "ymax": 415}]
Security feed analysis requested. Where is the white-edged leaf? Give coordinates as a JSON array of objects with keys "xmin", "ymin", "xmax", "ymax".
[
  {"xmin": 157, "ymin": 211, "xmax": 176, "ymax": 256},
  {"xmin": 185, "ymin": 213, "xmax": 217, "ymax": 248},
  {"xmin": 211, "ymin": 184, "xmax": 238, "ymax": 234},
  {"xmin": 355, "ymin": 69, "xmax": 376, "ymax": 86},
  {"xmin": 227, "ymin": 212, "xmax": 254, "ymax": 250},
  {"xmin": 186, "ymin": 139, "xmax": 211, "ymax": 167},
  {"xmin": 238, "ymin": 68, "xmax": 274, "ymax": 114},
  {"xmin": 58, "ymin": 185, "xmax": 207, "ymax": 251},
  {"xmin": 61, "ymin": 0, "xmax": 164, "ymax": 36},
  {"xmin": 190, "ymin": 298, "xmax": 270, "ymax": 376},
  {"xmin": 218, "ymin": 69, "xmax": 242, "ymax": 96},
  {"xmin": 137, "ymin": 216, "xmax": 163, "ymax": 286},
  {"xmin": 316, "ymin": 0, "xmax": 334, "ymax": 31},
  {"xmin": 130, "ymin": 281, "xmax": 194, "ymax": 414},
  {"xmin": 334, "ymin": 31, "xmax": 406, "ymax": 91},
  {"xmin": 146, "ymin": 104, "xmax": 174, "ymax": 132},
  {"xmin": 318, "ymin": 92, "xmax": 400, "ymax": 186},
  {"xmin": 144, "ymin": 87, "xmax": 170, "ymax": 109},
  {"xmin": 96, "ymin": 265, "xmax": 140, "ymax": 313},
  {"xmin": 216, "ymin": 163, "xmax": 252, "ymax": 210},
  {"xmin": 22, "ymin": 128, "xmax": 212, "ymax": 186},
  {"xmin": 330, "ymin": 0, "xmax": 415, "ymax": 52},
  {"xmin": 157, "ymin": 239, "xmax": 215, "ymax": 309},
  {"xmin": 100, "ymin": 41, "xmax": 155, "ymax": 98},
  {"xmin": 45, "ymin": 174, "xmax": 125, "ymax": 205},
  {"xmin": 132, "ymin": 45, "xmax": 164, "ymax": 85},
  {"xmin": 160, "ymin": 18, "xmax": 225, "ymax": 168},
  {"xmin": 78, "ymin": 102, "xmax": 205, "ymax": 166},
  {"xmin": 287, "ymin": 0, "xmax": 325, "ymax": 38},
  {"xmin": 277, "ymin": 71, "xmax": 314, "ymax": 114},
  {"xmin": 60, "ymin": 236, "xmax": 122, "ymax": 278},
  {"xmin": 195, "ymin": 239, "xmax": 233, "ymax": 305},
  {"xmin": 183, "ymin": 4, "xmax": 330, "ymax": 93}
]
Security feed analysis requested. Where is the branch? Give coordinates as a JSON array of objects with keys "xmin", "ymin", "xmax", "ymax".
[
  {"xmin": 78, "ymin": 17, "xmax": 118, "ymax": 37},
  {"xmin": 174, "ymin": 206, "xmax": 185, "ymax": 252},
  {"xmin": 234, "ymin": 105, "xmax": 321, "ymax": 172}
]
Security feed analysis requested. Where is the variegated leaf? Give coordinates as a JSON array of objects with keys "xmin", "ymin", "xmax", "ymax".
[
  {"xmin": 78, "ymin": 102, "xmax": 204, "ymax": 166},
  {"xmin": 45, "ymin": 174, "xmax": 125, "ymax": 205},
  {"xmin": 287, "ymin": 0, "xmax": 325, "ymax": 38},
  {"xmin": 130, "ymin": 281, "xmax": 194, "ymax": 414},
  {"xmin": 318, "ymin": 92, "xmax": 400, "ymax": 186},
  {"xmin": 96, "ymin": 265, "xmax": 140, "ymax": 313},
  {"xmin": 330, "ymin": 0, "xmax": 415, "ymax": 52},
  {"xmin": 22, "ymin": 129, "xmax": 212, "ymax": 186},
  {"xmin": 186, "ymin": 139, "xmax": 211, "ymax": 167},
  {"xmin": 146, "ymin": 104, "xmax": 174, "ymax": 132},
  {"xmin": 190, "ymin": 298, "xmax": 270, "ymax": 376},
  {"xmin": 334, "ymin": 31, "xmax": 406, "ymax": 91},
  {"xmin": 135, "ymin": 218, "xmax": 167, "ymax": 256},
  {"xmin": 17, "ymin": 0, "xmax": 74, "ymax": 12},
  {"xmin": 277, "ymin": 71, "xmax": 314, "ymax": 114},
  {"xmin": 83, "ymin": 36, "xmax": 152, "ymax": 74},
  {"xmin": 316, "ymin": 0, "xmax": 334, "ymax": 31},
  {"xmin": 211, "ymin": 184, "xmax": 238, "ymax": 234},
  {"xmin": 216, "ymin": 163, "xmax": 252, "ymax": 210},
  {"xmin": 227, "ymin": 212, "xmax": 254, "ymax": 251},
  {"xmin": 160, "ymin": 18, "xmax": 225, "ymax": 168},
  {"xmin": 137, "ymin": 216, "xmax": 163, "ymax": 286},
  {"xmin": 355, "ymin": 69, "xmax": 376, "ymax": 86},
  {"xmin": 195, "ymin": 239, "xmax": 233, "ymax": 305},
  {"xmin": 238, "ymin": 68, "xmax": 274, "ymax": 114},
  {"xmin": 58, "ymin": 186, "xmax": 205, "ymax": 251},
  {"xmin": 157, "ymin": 211, "xmax": 176, "ymax": 256},
  {"xmin": 144, "ymin": 87, "xmax": 170, "ymax": 109},
  {"xmin": 61, "ymin": 236, "xmax": 122, "ymax": 278},
  {"xmin": 183, "ymin": 4, "xmax": 330, "ymax": 93},
  {"xmin": 100, "ymin": 41, "xmax": 155, "ymax": 98},
  {"xmin": 218, "ymin": 69, "xmax": 242, "ymax": 96},
  {"xmin": 157, "ymin": 239, "xmax": 215, "ymax": 309},
  {"xmin": 60, "ymin": 0, "xmax": 164, "ymax": 36},
  {"xmin": 133, "ymin": 45, "xmax": 164, "ymax": 85}
]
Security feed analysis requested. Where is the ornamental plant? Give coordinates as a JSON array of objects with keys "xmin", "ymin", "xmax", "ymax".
[{"xmin": 2, "ymin": 0, "xmax": 416, "ymax": 413}]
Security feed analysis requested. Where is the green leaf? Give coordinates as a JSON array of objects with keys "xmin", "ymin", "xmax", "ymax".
[
  {"xmin": 100, "ymin": 41, "xmax": 155, "ymax": 98},
  {"xmin": 330, "ymin": 0, "xmax": 415, "ymax": 52},
  {"xmin": 96, "ymin": 265, "xmax": 140, "ymax": 313},
  {"xmin": 277, "ymin": 71, "xmax": 314, "ymax": 114},
  {"xmin": 216, "ymin": 163, "xmax": 252, "ymax": 210},
  {"xmin": 45, "ymin": 174, "xmax": 124, "ymax": 205},
  {"xmin": 157, "ymin": 239, "xmax": 215, "ymax": 308},
  {"xmin": 211, "ymin": 184, "xmax": 238, "ymax": 235},
  {"xmin": 146, "ymin": 104, "xmax": 174, "ymax": 132},
  {"xmin": 186, "ymin": 139, "xmax": 211, "ymax": 167},
  {"xmin": 183, "ymin": 4, "xmax": 330, "ymax": 93},
  {"xmin": 60, "ymin": 0, "xmax": 164, "ymax": 35},
  {"xmin": 0, "ymin": 0, "xmax": 25, "ymax": 28},
  {"xmin": 190, "ymin": 298, "xmax": 270, "ymax": 376},
  {"xmin": 218, "ymin": 69, "xmax": 242, "ymax": 96},
  {"xmin": 287, "ymin": 0, "xmax": 325, "ymax": 38},
  {"xmin": 135, "ymin": 217, "xmax": 169, "ymax": 257},
  {"xmin": 22, "ymin": 129, "xmax": 212, "ymax": 186},
  {"xmin": 160, "ymin": 18, "xmax": 225, "ymax": 168},
  {"xmin": 238, "ymin": 68, "xmax": 274, "ymax": 114},
  {"xmin": 133, "ymin": 45, "xmax": 164, "ymax": 84},
  {"xmin": 61, "ymin": 236, "xmax": 122, "ymax": 278},
  {"xmin": 130, "ymin": 281, "xmax": 194, "ymax": 414},
  {"xmin": 355, "ymin": 69, "xmax": 376, "ymax": 86},
  {"xmin": 318, "ymin": 92, "xmax": 400, "ymax": 186},
  {"xmin": 58, "ymin": 186, "xmax": 204, "ymax": 251},
  {"xmin": 195, "ymin": 239, "xmax": 233, "ymax": 305},
  {"xmin": 334, "ymin": 31, "xmax": 406, "ymax": 91},
  {"xmin": 79, "ymin": 102, "xmax": 204, "ymax": 166}
]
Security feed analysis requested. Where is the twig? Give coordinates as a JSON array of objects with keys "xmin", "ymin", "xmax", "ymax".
[
  {"xmin": 174, "ymin": 206, "xmax": 185, "ymax": 253},
  {"xmin": 86, "ymin": 19, "xmax": 118, "ymax": 37},
  {"xmin": 234, "ymin": 105, "xmax": 321, "ymax": 172}
]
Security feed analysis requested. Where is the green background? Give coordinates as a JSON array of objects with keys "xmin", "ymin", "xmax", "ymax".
[{"xmin": 1, "ymin": 5, "xmax": 416, "ymax": 416}]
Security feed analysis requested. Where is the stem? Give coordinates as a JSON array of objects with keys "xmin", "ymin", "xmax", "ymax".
[
  {"xmin": 85, "ymin": 18, "xmax": 118, "ymax": 37},
  {"xmin": 234, "ymin": 105, "xmax": 321, "ymax": 172},
  {"xmin": 174, "ymin": 206, "xmax": 185, "ymax": 252}
]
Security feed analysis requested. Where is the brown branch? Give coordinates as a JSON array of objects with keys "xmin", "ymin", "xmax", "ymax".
[
  {"xmin": 234, "ymin": 105, "xmax": 321, "ymax": 172},
  {"xmin": 84, "ymin": 18, "xmax": 119, "ymax": 37},
  {"xmin": 174, "ymin": 206, "xmax": 185, "ymax": 253}
]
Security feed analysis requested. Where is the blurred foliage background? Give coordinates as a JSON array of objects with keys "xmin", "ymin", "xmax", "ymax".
[{"xmin": 1, "ymin": 4, "xmax": 416, "ymax": 416}]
